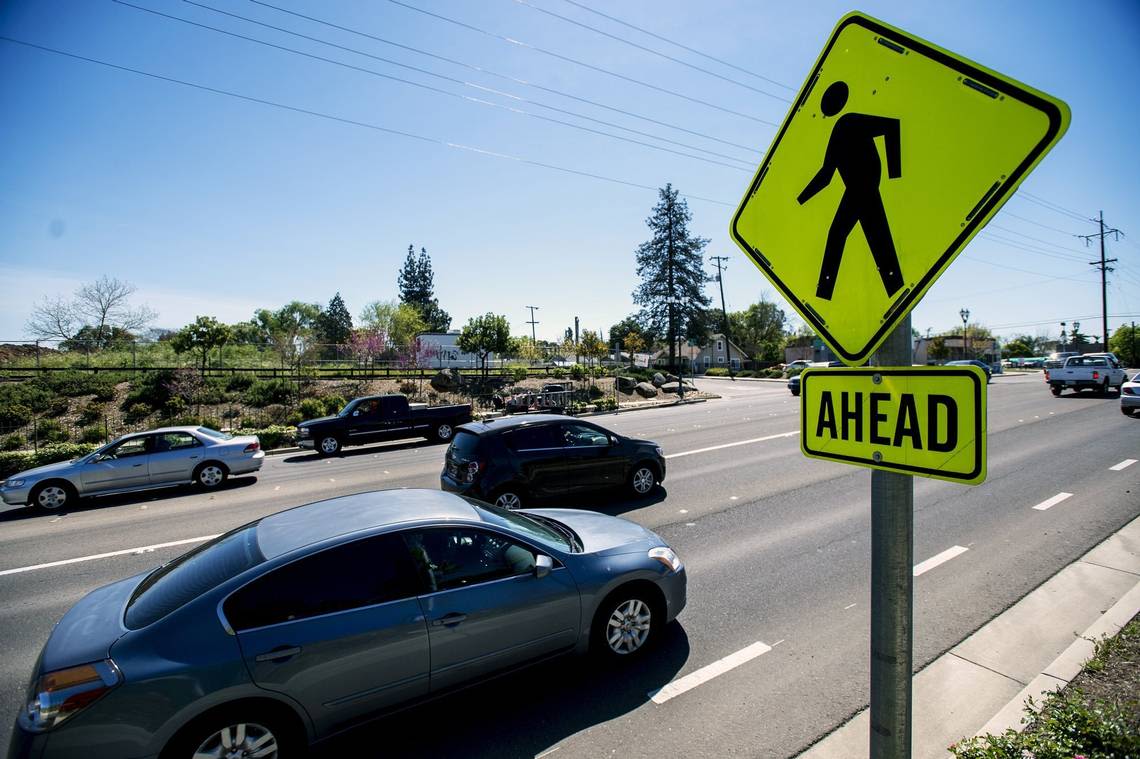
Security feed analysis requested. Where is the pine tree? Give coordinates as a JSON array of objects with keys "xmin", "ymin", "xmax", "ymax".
[
  {"xmin": 632, "ymin": 184, "xmax": 711, "ymax": 370},
  {"xmin": 397, "ymin": 245, "xmax": 451, "ymax": 332},
  {"xmin": 317, "ymin": 292, "xmax": 354, "ymax": 347}
]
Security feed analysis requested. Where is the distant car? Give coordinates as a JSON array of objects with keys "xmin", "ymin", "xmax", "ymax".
[
  {"xmin": 441, "ymin": 414, "xmax": 665, "ymax": 509},
  {"xmin": 0, "ymin": 426, "xmax": 263, "ymax": 511},
  {"xmin": 788, "ymin": 361, "xmax": 843, "ymax": 395},
  {"xmin": 8, "ymin": 489, "xmax": 686, "ymax": 758},
  {"xmin": 945, "ymin": 359, "xmax": 993, "ymax": 382},
  {"xmin": 1122, "ymin": 373, "xmax": 1140, "ymax": 416},
  {"xmin": 296, "ymin": 393, "xmax": 472, "ymax": 454},
  {"xmin": 785, "ymin": 360, "xmax": 812, "ymax": 374}
]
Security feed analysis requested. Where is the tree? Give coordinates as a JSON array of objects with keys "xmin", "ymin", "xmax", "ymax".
[
  {"xmin": 1002, "ymin": 337, "xmax": 1035, "ymax": 359},
  {"xmin": 359, "ymin": 300, "xmax": 427, "ymax": 353},
  {"xmin": 170, "ymin": 316, "xmax": 233, "ymax": 370},
  {"xmin": 623, "ymin": 332, "xmax": 647, "ymax": 368},
  {"xmin": 929, "ymin": 336, "xmax": 950, "ymax": 361},
  {"xmin": 730, "ymin": 299, "xmax": 787, "ymax": 362},
  {"xmin": 457, "ymin": 313, "xmax": 515, "ymax": 379},
  {"xmin": 27, "ymin": 276, "xmax": 156, "ymax": 348},
  {"xmin": 632, "ymin": 184, "xmax": 711, "ymax": 370},
  {"xmin": 579, "ymin": 330, "xmax": 608, "ymax": 368},
  {"xmin": 60, "ymin": 325, "xmax": 137, "ymax": 351},
  {"xmin": 316, "ymin": 293, "xmax": 354, "ymax": 348},
  {"xmin": 1109, "ymin": 323, "xmax": 1138, "ymax": 367},
  {"xmin": 397, "ymin": 245, "xmax": 451, "ymax": 332},
  {"xmin": 514, "ymin": 338, "xmax": 544, "ymax": 364},
  {"xmin": 253, "ymin": 302, "xmax": 321, "ymax": 367}
]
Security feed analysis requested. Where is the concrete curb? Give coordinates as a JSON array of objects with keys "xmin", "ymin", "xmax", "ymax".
[
  {"xmin": 798, "ymin": 513, "xmax": 1140, "ymax": 759},
  {"xmin": 261, "ymin": 396, "xmax": 717, "ymax": 456}
]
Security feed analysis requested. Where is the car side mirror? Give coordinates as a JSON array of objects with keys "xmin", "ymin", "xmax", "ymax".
[
  {"xmin": 610, "ymin": 435, "xmax": 619, "ymax": 446},
  {"xmin": 352, "ymin": 409, "xmax": 361, "ymax": 417},
  {"xmin": 535, "ymin": 554, "xmax": 553, "ymax": 579}
]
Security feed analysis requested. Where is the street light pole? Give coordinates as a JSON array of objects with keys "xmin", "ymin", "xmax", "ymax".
[{"xmin": 959, "ymin": 308, "xmax": 970, "ymax": 360}]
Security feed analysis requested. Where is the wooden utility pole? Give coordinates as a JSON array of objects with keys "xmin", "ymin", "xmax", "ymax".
[
  {"xmin": 1080, "ymin": 211, "xmax": 1121, "ymax": 351},
  {"xmin": 710, "ymin": 255, "xmax": 734, "ymax": 378}
]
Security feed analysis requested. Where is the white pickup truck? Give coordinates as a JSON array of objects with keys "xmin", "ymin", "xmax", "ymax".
[{"xmin": 1045, "ymin": 354, "xmax": 1127, "ymax": 396}]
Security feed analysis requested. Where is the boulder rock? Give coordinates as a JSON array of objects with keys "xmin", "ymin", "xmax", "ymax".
[
  {"xmin": 635, "ymin": 382, "xmax": 658, "ymax": 398},
  {"xmin": 652, "ymin": 372, "xmax": 667, "ymax": 387},
  {"xmin": 660, "ymin": 381, "xmax": 696, "ymax": 394},
  {"xmin": 430, "ymin": 370, "xmax": 458, "ymax": 393},
  {"xmin": 616, "ymin": 376, "xmax": 638, "ymax": 394}
]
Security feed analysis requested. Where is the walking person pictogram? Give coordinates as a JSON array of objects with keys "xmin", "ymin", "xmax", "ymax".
[{"xmin": 798, "ymin": 81, "xmax": 904, "ymax": 301}]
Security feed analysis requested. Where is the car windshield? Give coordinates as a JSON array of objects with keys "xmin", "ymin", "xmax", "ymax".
[
  {"xmin": 465, "ymin": 498, "xmax": 577, "ymax": 553},
  {"xmin": 196, "ymin": 427, "xmax": 232, "ymax": 440},
  {"xmin": 124, "ymin": 524, "xmax": 265, "ymax": 629},
  {"xmin": 337, "ymin": 400, "xmax": 357, "ymax": 417}
]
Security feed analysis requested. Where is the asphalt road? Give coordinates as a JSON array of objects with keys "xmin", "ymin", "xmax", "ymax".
[{"xmin": 1, "ymin": 373, "xmax": 1137, "ymax": 757}]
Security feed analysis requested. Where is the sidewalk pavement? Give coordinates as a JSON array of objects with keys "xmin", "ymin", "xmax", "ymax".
[{"xmin": 799, "ymin": 513, "xmax": 1140, "ymax": 759}]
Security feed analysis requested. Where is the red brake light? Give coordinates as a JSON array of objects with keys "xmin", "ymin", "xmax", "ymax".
[
  {"xmin": 243, "ymin": 442, "xmax": 260, "ymax": 453},
  {"xmin": 1092, "ymin": 371, "xmax": 1100, "ymax": 380}
]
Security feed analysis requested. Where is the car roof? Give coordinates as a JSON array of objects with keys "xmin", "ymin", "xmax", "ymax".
[
  {"xmin": 255, "ymin": 489, "xmax": 481, "ymax": 559},
  {"xmin": 456, "ymin": 413, "xmax": 575, "ymax": 436}
]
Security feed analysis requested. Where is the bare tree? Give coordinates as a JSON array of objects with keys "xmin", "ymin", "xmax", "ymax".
[{"xmin": 26, "ymin": 276, "xmax": 157, "ymax": 348}]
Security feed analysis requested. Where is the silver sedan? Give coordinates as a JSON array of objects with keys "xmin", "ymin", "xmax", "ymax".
[{"xmin": 0, "ymin": 426, "xmax": 264, "ymax": 511}]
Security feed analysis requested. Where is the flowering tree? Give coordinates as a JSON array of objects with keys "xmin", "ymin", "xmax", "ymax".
[{"xmin": 349, "ymin": 328, "xmax": 387, "ymax": 366}]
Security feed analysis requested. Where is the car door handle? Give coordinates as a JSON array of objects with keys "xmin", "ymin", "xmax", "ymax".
[
  {"xmin": 432, "ymin": 613, "xmax": 467, "ymax": 627},
  {"xmin": 132, "ymin": 463, "xmax": 144, "ymax": 468},
  {"xmin": 189, "ymin": 455, "xmax": 199, "ymax": 459},
  {"xmin": 255, "ymin": 646, "xmax": 302, "ymax": 662}
]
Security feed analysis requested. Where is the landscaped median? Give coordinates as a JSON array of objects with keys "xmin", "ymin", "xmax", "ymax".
[{"xmin": 950, "ymin": 613, "xmax": 1139, "ymax": 759}]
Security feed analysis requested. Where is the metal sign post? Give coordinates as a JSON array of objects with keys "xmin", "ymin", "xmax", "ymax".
[{"xmin": 870, "ymin": 314, "xmax": 913, "ymax": 758}]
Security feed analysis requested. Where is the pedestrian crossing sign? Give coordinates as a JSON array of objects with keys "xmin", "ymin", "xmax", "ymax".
[{"xmin": 730, "ymin": 12, "xmax": 1069, "ymax": 365}]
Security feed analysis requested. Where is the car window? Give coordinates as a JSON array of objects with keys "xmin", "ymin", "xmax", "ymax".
[
  {"xmin": 126, "ymin": 525, "xmax": 265, "ymax": 629},
  {"xmin": 106, "ymin": 436, "xmax": 150, "ymax": 458},
  {"xmin": 154, "ymin": 432, "xmax": 202, "ymax": 452},
  {"xmin": 504, "ymin": 425, "xmax": 560, "ymax": 451},
  {"xmin": 562, "ymin": 423, "xmax": 610, "ymax": 447},
  {"xmin": 197, "ymin": 427, "xmax": 232, "ymax": 440},
  {"xmin": 223, "ymin": 533, "xmax": 421, "ymax": 631},
  {"xmin": 466, "ymin": 498, "xmax": 573, "ymax": 552},
  {"xmin": 403, "ymin": 528, "xmax": 537, "ymax": 593},
  {"xmin": 448, "ymin": 430, "xmax": 482, "ymax": 459}
]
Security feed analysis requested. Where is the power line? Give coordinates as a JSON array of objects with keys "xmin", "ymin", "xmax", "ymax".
[
  {"xmin": 978, "ymin": 232, "xmax": 1092, "ymax": 264},
  {"xmin": 512, "ymin": 0, "xmax": 791, "ymax": 104},
  {"xmin": 560, "ymin": 0, "xmax": 796, "ymax": 92},
  {"xmin": 986, "ymin": 223, "xmax": 1088, "ymax": 257},
  {"xmin": 1019, "ymin": 190, "xmax": 1092, "ymax": 222},
  {"xmin": 995, "ymin": 209, "xmax": 1078, "ymax": 237},
  {"xmin": 960, "ymin": 254, "xmax": 1095, "ymax": 283},
  {"xmin": 247, "ymin": 0, "xmax": 762, "ymax": 156},
  {"xmin": 1013, "ymin": 191, "xmax": 1089, "ymax": 223},
  {"xmin": 118, "ymin": 1, "xmax": 751, "ymax": 172},
  {"xmin": 385, "ymin": 0, "xmax": 780, "ymax": 127},
  {"xmin": 0, "ymin": 35, "xmax": 735, "ymax": 207}
]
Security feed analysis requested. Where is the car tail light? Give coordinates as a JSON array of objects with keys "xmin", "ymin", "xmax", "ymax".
[
  {"xmin": 1124, "ymin": 387, "xmax": 1136, "ymax": 395},
  {"xmin": 23, "ymin": 660, "xmax": 121, "ymax": 732},
  {"xmin": 1044, "ymin": 370, "xmax": 1050, "ymax": 381},
  {"xmin": 1092, "ymin": 371, "xmax": 1100, "ymax": 380},
  {"xmin": 464, "ymin": 461, "xmax": 483, "ymax": 483},
  {"xmin": 243, "ymin": 441, "xmax": 260, "ymax": 453}
]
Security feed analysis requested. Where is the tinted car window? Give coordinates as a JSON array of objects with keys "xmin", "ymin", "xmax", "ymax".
[
  {"xmin": 448, "ymin": 430, "xmax": 482, "ymax": 458},
  {"xmin": 404, "ymin": 528, "xmax": 536, "ymax": 593},
  {"xmin": 503, "ymin": 425, "xmax": 560, "ymax": 451},
  {"xmin": 224, "ymin": 533, "xmax": 421, "ymax": 631},
  {"xmin": 562, "ymin": 423, "xmax": 610, "ymax": 447},
  {"xmin": 466, "ymin": 498, "xmax": 573, "ymax": 552},
  {"xmin": 126, "ymin": 525, "xmax": 265, "ymax": 629}
]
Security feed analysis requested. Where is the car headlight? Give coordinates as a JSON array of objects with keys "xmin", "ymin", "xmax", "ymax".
[
  {"xmin": 23, "ymin": 659, "xmax": 121, "ymax": 732},
  {"xmin": 4, "ymin": 479, "xmax": 25, "ymax": 487},
  {"xmin": 649, "ymin": 546, "xmax": 683, "ymax": 572},
  {"xmin": 655, "ymin": 446, "xmax": 664, "ymax": 457},
  {"xmin": 297, "ymin": 427, "xmax": 311, "ymax": 438}
]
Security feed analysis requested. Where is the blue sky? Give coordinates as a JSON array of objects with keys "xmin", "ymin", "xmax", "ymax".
[{"xmin": 1, "ymin": 0, "xmax": 1137, "ymax": 347}]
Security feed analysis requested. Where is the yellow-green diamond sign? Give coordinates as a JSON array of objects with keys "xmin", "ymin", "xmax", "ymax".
[{"xmin": 731, "ymin": 12, "xmax": 1069, "ymax": 365}]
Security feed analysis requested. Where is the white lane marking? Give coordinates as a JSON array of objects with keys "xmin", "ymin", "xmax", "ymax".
[
  {"xmin": 665, "ymin": 431, "xmax": 797, "ymax": 459},
  {"xmin": 0, "ymin": 535, "xmax": 219, "ymax": 577},
  {"xmin": 844, "ymin": 603, "xmax": 857, "ymax": 610},
  {"xmin": 535, "ymin": 748, "xmax": 561, "ymax": 759},
  {"xmin": 913, "ymin": 546, "xmax": 968, "ymax": 577},
  {"xmin": 1032, "ymin": 492, "xmax": 1073, "ymax": 511},
  {"xmin": 1110, "ymin": 459, "xmax": 1137, "ymax": 471},
  {"xmin": 649, "ymin": 641, "xmax": 772, "ymax": 704}
]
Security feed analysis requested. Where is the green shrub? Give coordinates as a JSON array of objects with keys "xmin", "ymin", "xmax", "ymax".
[
  {"xmin": 2, "ymin": 434, "xmax": 24, "ymax": 451},
  {"xmin": 43, "ymin": 396, "xmax": 70, "ymax": 418},
  {"xmin": 299, "ymin": 398, "xmax": 326, "ymax": 420},
  {"xmin": 323, "ymin": 395, "xmax": 346, "ymax": 416},
  {"xmin": 34, "ymin": 420, "xmax": 69, "ymax": 443},
  {"xmin": 705, "ymin": 367, "xmax": 730, "ymax": 376},
  {"xmin": 172, "ymin": 415, "xmax": 223, "ymax": 430},
  {"xmin": 550, "ymin": 367, "xmax": 566, "ymax": 379},
  {"xmin": 594, "ymin": 397, "xmax": 618, "ymax": 411},
  {"xmin": 284, "ymin": 411, "xmax": 303, "ymax": 426},
  {"xmin": 35, "ymin": 442, "xmax": 96, "ymax": 467},
  {"xmin": 225, "ymin": 373, "xmax": 254, "ymax": 392},
  {"xmin": 36, "ymin": 370, "xmax": 122, "ymax": 399},
  {"xmin": 197, "ymin": 377, "xmax": 230, "ymax": 404},
  {"xmin": 125, "ymin": 402, "xmax": 152, "ymax": 424},
  {"xmin": 233, "ymin": 425, "xmax": 295, "ymax": 449},
  {"xmin": 0, "ymin": 451, "xmax": 35, "ymax": 479},
  {"xmin": 0, "ymin": 382, "xmax": 53, "ymax": 415},
  {"xmin": 121, "ymin": 369, "xmax": 176, "ymax": 411},
  {"xmin": 163, "ymin": 396, "xmax": 188, "ymax": 416},
  {"xmin": 78, "ymin": 403, "xmax": 105, "ymax": 427},
  {"xmin": 587, "ymin": 384, "xmax": 605, "ymax": 399},
  {"xmin": 244, "ymin": 379, "xmax": 292, "ymax": 407},
  {"xmin": 0, "ymin": 402, "xmax": 33, "ymax": 429},
  {"xmin": 509, "ymin": 366, "xmax": 528, "ymax": 382},
  {"xmin": 569, "ymin": 364, "xmax": 586, "ymax": 380},
  {"xmin": 80, "ymin": 426, "xmax": 107, "ymax": 444},
  {"xmin": 766, "ymin": 369, "xmax": 784, "ymax": 378}
]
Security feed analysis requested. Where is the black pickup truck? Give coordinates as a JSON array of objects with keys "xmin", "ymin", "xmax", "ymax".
[{"xmin": 296, "ymin": 394, "xmax": 472, "ymax": 455}]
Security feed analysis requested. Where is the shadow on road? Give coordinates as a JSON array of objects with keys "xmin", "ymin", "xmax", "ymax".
[
  {"xmin": 0, "ymin": 476, "xmax": 259, "ymax": 522},
  {"xmin": 280, "ymin": 438, "xmax": 441, "ymax": 464},
  {"xmin": 314, "ymin": 622, "xmax": 691, "ymax": 758}
]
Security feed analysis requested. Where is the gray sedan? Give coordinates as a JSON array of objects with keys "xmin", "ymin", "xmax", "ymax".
[
  {"xmin": 9, "ymin": 489, "xmax": 686, "ymax": 758},
  {"xmin": 0, "ymin": 426, "xmax": 264, "ymax": 511}
]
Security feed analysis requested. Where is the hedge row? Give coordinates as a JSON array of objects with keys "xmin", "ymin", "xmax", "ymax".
[{"xmin": 0, "ymin": 443, "xmax": 98, "ymax": 480}]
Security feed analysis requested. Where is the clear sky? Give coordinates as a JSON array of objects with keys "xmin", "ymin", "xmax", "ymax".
[{"xmin": 1, "ymin": 0, "xmax": 1137, "ymax": 347}]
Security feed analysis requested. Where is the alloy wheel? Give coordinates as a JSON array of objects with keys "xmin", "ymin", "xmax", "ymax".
[
  {"xmin": 632, "ymin": 467, "xmax": 655, "ymax": 495},
  {"xmin": 494, "ymin": 492, "xmax": 521, "ymax": 509},
  {"xmin": 35, "ymin": 485, "xmax": 68, "ymax": 510},
  {"xmin": 436, "ymin": 424, "xmax": 453, "ymax": 441},
  {"xmin": 606, "ymin": 598, "xmax": 651, "ymax": 655},
  {"xmin": 320, "ymin": 437, "xmax": 340, "ymax": 455},
  {"xmin": 191, "ymin": 721, "xmax": 278, "ymax": 759}
]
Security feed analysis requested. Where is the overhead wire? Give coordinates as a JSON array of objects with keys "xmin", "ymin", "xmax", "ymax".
[
  {"xmin": 246, "ymin": 0, "xmax": 762, "ymax": 156},
  {"xmin": 0, "ymin": 36, "xmax": 735, "ymax": 206},
  {"xmin": 384, "ymin": 0, "xmax": 780, "ymax": 127},
  {"xmin": 995, "ymin": 209, "xmax": 1078, "ymax": 237},
  {"xmin": 511, "ymin": 0, "xmax": 791, "ymax": 104},
  {"xmin": 978, "ymin": 232, "xmax": 1093, "ymax": 264},
  {"xmin": 559, "ymin": 0, "xmax": 795, "ymax": 92},
  {"xmin": 1013, "ymin": 191, "xmax": 1090, "ymax": 224},
  {"xmin": 985, "ymin": 223, "xmax": 1088, "ymax": 257},
  {"xmin": 1018, "ymin": 190, "xmax": 1094, "ymax": 222},
  {"xmin": 115, "ymin": 1, "xmax": 751, "ymax": 172}
]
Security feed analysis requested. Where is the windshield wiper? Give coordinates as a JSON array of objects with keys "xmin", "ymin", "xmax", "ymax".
[{"xmin": 529, "ymin": 514, "xmax": 582, "ymax": 552}]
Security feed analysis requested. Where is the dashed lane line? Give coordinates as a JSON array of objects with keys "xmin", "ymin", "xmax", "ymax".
[
  {"xmin": 913, "ymin": 546, "xmax": 969, "ymax": 577},
  {"xmin": 0, "ymin": 535, "xmax": 220, "ymax": 577},
  {"xmin": 649, "ymin": 641, "xmax": 773, "ymax": 704},
  {"xmin": 1109, "ymin": 459, "xmax": 1136, "ymax": 471},
  {"xmin": 665, "ymin": 431, "xmax": 798, "ymax": 459},
  {"xmin": 1033, "ymin": 492, "xmax": 1073, "ymax": 511}
]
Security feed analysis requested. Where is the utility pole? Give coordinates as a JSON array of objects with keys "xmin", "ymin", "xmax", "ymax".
[
  {"xmin": 574, "ymin": 316, "xmax": 580, "ymax": 366},
  {"xmin": 1080, "ymin": 211, "xmax": 1121, "ymax": 352},
  {"xmin": 710, "ymin": 255, "xmax": 735, "ymax": 379},
  {"xmin": 525, "ymin": 305, "xmax": 540, "ymax": 345}
]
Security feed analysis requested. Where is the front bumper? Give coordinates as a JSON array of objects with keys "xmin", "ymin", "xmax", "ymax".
[
  {"xmin": 660, "ymin": 566, "xmax": 687, "ymax": 623},
  {"xmin": 297, "ymin": 439, "xmax": 315, "ymax": 449},
  {"xmin": 0, "ymin": 482, "xmax": 32, "ymax": 506}
]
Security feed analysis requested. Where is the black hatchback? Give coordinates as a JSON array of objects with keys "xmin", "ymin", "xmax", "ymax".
[{"xmin": 440, "ymin": 414, "xmax": 666, "ymax": 509}]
